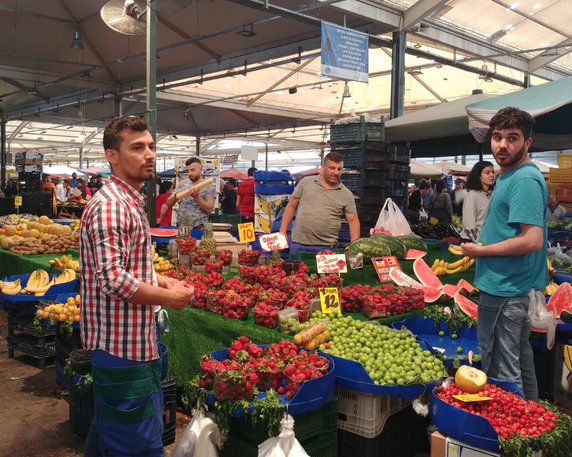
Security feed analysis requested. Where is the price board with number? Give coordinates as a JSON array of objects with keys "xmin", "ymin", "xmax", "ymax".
[
  {"xmin": 316, "ymin": 253, "xmax": 347, "ymax": 274},
  {"xmin": 258, "ymin": 232, "xmax": 288, "ymax": 252},
  {"xmin": 238, "ymin": 222, "xmax": 255, "ymax": 242},
  {"xmin": 14, "ymin": 196, "xmax": 23, "ymax": 207},
  {"xmin": 371, "ymin": 256, "xmax": 401, "ymax": 282},
  {"xmin": 319, "ymin": 287, "xmax": 341, "ymax": 314}
]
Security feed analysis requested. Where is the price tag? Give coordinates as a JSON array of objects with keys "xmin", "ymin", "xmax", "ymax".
[
  {"xmin": 319, "ymin": 287, "xmax": 341, "ymax": 314},
  {"xmin": 238, "ymin": 222, "xmax": 255, "ymax": 242},
  {"xmin": 452, "ymin": 394, "xmax": 493, "ymax": 402},
  {"xmin": 316, "ymin": 253, "xmax": 347, "ymax": 273},
  {"xmin": 371, "ymin": 256, "xmax": 401, "ymax": 282},
  {"xmin": 14, "ymin": 196, "xmax": 22, "ymax": 207},
  {"xmin": 258, "ymin": 232, "xmax": 288, "ymax": 252}
]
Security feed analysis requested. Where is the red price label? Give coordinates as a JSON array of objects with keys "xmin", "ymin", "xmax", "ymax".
[
  {"xmin": 238, "ymin": 222, "xmax": 255, "ymax": 242},
  {"xmin": 371, "ymin": 256, "xmax": 401, "ymax": 282}
]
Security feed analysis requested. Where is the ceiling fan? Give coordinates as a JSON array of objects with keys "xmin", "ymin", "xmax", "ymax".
[
  {"xmin": 100, "ymin": 0, "xmax": 147, "ymax": 35},
  {"xmin": 100, "ymin": 0, "xmax": 194, "ymax": 35}
]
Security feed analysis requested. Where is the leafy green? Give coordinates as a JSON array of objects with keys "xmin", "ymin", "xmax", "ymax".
[{"xmin": 423, "ymin": 304, "xmax": 476, "ymax": 336}]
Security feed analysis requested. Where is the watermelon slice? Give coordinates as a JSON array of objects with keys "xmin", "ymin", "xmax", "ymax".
[
  {"xmin": 422, "ymin": 286, "xmax": 443, "ymax": 303},
  {"xmin": 457, "ymin": 278, "xmax": 477, "ymax": 294},
  {"xmin": 454, "ymin": 292, "xmax": 478, "ymax": 319},
  {"xmin": 405, "ymin": 249, "xmax": 427, "ymax": 259},
  {"xmin": 442, "ymin": 283, "xmax": 463, "ymax": 299},
  {"xmin": 413, "ymin": 258, "xmax": 444, "ymax": 290},
  {"xmin": 546, "ymin": 282, "xmax": 572, "ymax": 318},
  {"xmin": 388, "ymin": 268, "xmax": 423, "ymax": 289}
]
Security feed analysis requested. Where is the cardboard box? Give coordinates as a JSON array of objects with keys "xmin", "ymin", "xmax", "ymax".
[
  {"xmin": 431, "ymin": 430, "xmax": 447, "ymax": 457},
  {"xmin": 15, "ymin": 158, "xmax": 44, "ymax": 166},
  {"xmin": 445, "ymin": 436, "xmax": 500, "ymax": 457},
  {"xmin": 15, "ymin": 151, "xmax": 43, "ymax": 161},
  {"xmin": 16, "ymin": 164, "xmax": 42, "ymax": 173},
  {"xmin": 553, "ymin": 342, "xmax": 572, "ymax": 409}
]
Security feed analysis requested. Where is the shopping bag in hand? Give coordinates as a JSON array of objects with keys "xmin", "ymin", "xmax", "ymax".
[
  {"xmin": 527, "ymin": 288, "xmax": 556, "ymax": 350},
  {"xmin": 173, "ymin": 405, "xmax": 224, "ymax": 457},
  {"xmin": 373, "ymin": 197, "xmax": 412, "ymax": 236},
  {"xmin": 258, "ymin": 415, "xmax": 310, "ymax": 457}
]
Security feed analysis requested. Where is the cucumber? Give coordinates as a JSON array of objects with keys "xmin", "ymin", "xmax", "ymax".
[{"xmin": 396, "ymin": 235, "xmax": 428, "ymax": 252}]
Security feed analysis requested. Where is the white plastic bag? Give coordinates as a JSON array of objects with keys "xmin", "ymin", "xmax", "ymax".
[
  {"xmin": 258, "ymin": 415, "xmax": 310, "ymax": 457},
  {"xmin": 527, "ymin": 289, "xmax": 556, "ymax": 350},
  {"xmin": 374, "ymin": 197, "xmax": 412, "ymax": 236},
  {"xmin": 173, "ymin": 406, "xmax": 224, "ymax": 457}
]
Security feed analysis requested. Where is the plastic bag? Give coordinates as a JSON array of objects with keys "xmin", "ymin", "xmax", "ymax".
[
  {"xmin": 172, "ymin": 406, "xmax": 224, "ymax": 457},
  {"xmin": 419, "ymin": 207, "xmax": 428, "ymax": 222},
  {"xmin": 258, "ymin": 415, "xmax": 310, "ymax": 457},
  {"xmin": 374, "ymin": 198, "xmax": 412, "ymax": 236},
  {"xmin": 527, "ymin": 289, "xmax": 556, "ymax": 350}
]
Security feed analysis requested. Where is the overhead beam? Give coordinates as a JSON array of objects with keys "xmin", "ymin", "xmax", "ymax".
[
  {"xmin": 402, "ymin": 0, "xmax": 450, "ymax": 31},
  {"xmin": 409, "ymin": 73, "xmax": 448, "ymax": 103},
  {"xmin": 528, "ymin": 38, "xmax": 572, "ymax": 73}
]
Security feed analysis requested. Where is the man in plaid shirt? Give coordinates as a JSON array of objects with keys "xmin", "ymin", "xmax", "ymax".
[{"xmin": 80, "ymin": 116, "xmax": 194, "ymax": 457}]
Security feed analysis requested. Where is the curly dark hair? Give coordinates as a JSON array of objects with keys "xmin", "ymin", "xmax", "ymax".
[
  {"xmin": 489, "ymin": 106, "xmax": 535, "ymax": 140},
  {"xmin": 103, "ymin": 116, "xmax": 148, "ymax": 151},
  {"xmin": 466, "ymin": 161, "xmax": 494, "ymax": 191}
]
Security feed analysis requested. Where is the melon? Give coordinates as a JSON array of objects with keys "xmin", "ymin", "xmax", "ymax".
[
  {"xmin": 388, "ymin": 268, "xmax": 423, "ymax": 289},
  {"xmin": 422, "ymin": 286, "xmax": 443, "ymax": 303},
  {"xmin": 455, "ymin": 365, "xmax": 487, "ymax": 394},
  {"xmin": 38, "ymin": 215, "xmax": 51, "ymax": 225},
  {"xmin": 454, "ymin": 292, "xmax": 478, "ymax": 319},
  {"xmin": 457, "ymin": 278, "xmax": 477, "ymax": 294},
  {"xmin": 442, "ymin": 283, "xmax": 463, "ymax": 299},
  {"xmin": 405, "ymin": 249, "xmax": 427, "ymax": 259},
  {"xmin": 413, "ymin": 258, "xmax": 444, "ymax": 290},
  {"xmin": 546, "ymin": 282, "xmax": 572, "ymax": 318},
  {"xmin": 4, "ymin": 225, "xmax": 17, "ymax": 236}
]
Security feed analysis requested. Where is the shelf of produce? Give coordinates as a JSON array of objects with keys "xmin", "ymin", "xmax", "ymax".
[{"xmin": 0, "ymin": 248, "xmax": 77, "ymax": 278}]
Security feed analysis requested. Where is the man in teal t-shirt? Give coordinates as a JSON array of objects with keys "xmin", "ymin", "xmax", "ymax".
[{"xmin": 462, "ymin": 107, "xmax": 548, "ymax": 400}]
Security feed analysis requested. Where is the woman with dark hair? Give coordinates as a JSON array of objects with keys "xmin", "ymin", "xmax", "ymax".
[
  {"xmin": 427, "ymin": 179, "xmax": 454, "ymax": 224},
  {"xmin": 155, "ymin": 180, "xmax": 174, "ymax": 226},
  {"xmin": 460, "ymin": 160, "xmax": 495, "ymax": 242},
  {"xmin": 406, "ymin": 180, "xmax": 431, "ymax": 224}
]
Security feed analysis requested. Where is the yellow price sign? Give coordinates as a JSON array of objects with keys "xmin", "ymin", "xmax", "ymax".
[
  {"xmin": 319, "ymin": 287, "xmax": 341, "ymax": 314},
  {"xmin": 14, "ymin": 196, "xmax": 23, "ymax": 207},
  {"xmin": 238, "ymin": 222, "xmax": 255, "ymax": 242},
  {"xmin": 452, "ymin": 394, "xmax": 493, "ymax": 403}
]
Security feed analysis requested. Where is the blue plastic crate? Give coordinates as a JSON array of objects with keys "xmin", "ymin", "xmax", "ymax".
[
  {"xmin": 254, "ymin": 183, "xmax": 294, "ymax": 195},
  {"xmin": 253, "ymin": 170, "xmax": 293, "ymax": 182}
]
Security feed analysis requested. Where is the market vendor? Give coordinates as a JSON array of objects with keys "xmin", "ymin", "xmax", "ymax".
[
  {"xmin": 279, "ymin": 151, "xmax": 360, "ymax": 259},
  {"xmin": 166, "ymin": 157, "xmax": 216, "ymax": 228},
  {"xmin": 461, "ymin": 107, "xmax": 548, "ymax": 400},
  {"xmin": 546, "ymin": 195, "xmax": 566, "ymax": 222},
  {"xmin": 79, "ymin": 116, "xmax": 195, "ymax": 457}
]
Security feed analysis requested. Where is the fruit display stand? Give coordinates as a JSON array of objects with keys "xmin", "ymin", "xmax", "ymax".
[{"xmin": 0, "ymin": 248, "xmax": 77, "ymax": 278}]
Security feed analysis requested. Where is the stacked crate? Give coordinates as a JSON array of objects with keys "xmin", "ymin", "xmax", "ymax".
[
  {"xmin": 330, "ymin": 118, "xmax": 410, "ymax": 236},
  {"xmin": 15, "ymin": 151, "xmax": 43, "ymax": 193},
  {"xmin": 550, "ymin": 154, "xmax": 572, "ymax": 213}
]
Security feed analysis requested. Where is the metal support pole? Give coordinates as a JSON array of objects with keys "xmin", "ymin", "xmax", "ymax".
[
  {"xmin": 114, "ymin": 94, "xmax": 123, "ymax": 117},
  {"xmin": 196, "ymin": 136, "xmax": 200, "ymax": 156},
  {"xmin": 1, "ymin": 116, "xmax": 6, "ymax": 191},
  {"xmin": 79, "ymin": 146, "xmax": 84, "ymax": 170},
  {"xmin": 146, "ymin": 0, "xmax": 157, "ymax": 226},
  {"xmin": 523, "ymin": 73, "xmax": 531, "ymax": 88},
  {"xmin": 265, "ymin": 143, "xmax": 268, "ymax": 171},
  {"xmin": 390, "ymin": 31, "xmax": 406, "ymax": 120}
]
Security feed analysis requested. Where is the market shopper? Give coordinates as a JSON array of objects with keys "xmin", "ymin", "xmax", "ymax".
[
  {"xmin": 221, "ymin": 178, "xmax": 238, "ymax": 215},
  {"xmin": 546, "ymin": 195, "xmax": 566, "ymax": 222},
  {"xmin": 156, "ymin": 180, "xmax": 174, "ymax": 226},
  {"xmin": 166, "ymin": 157, "xmax": 216, "ymax": 228},
  {"xmin": 406, "ymin": 181, "xmax": 431, "ymax": 224},
  {"xmin": 459, "ymin": 161, "xmax": 495, "ymax": 242},
  {"xmin": 278, "ymin": 151, "xmax": 360, "ymax": 258},
  {"xmin": 450, "ymin": 178, "xmax": 468, "ymax": 216},
  {"xmin": 461, "ymin": 107, "xmax": 548, "ymax": 400},
  {"xmin": 427, "ymin": 179, "xmax": 454, "ymax": 224},
  {"xmin": 236, "ymin": 167, "xmax": 257, "ymax": 223},
  {"xmin": 79, "ymin": 116, "xmax": 195, "ymax": 457}
]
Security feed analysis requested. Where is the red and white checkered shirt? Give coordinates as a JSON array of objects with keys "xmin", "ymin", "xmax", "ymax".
[{"xmin": 79, "ymin": 175, "xmax": 159, "ymax": 361}]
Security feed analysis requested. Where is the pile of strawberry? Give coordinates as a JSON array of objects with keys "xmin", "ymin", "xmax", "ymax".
[
  {"xmin": 340, "ymin": 284, "xmax": 372, "ymax": 313},
  {"xmin": 190, "ymin": 247, "xmax": 210, "ymax": 265},
  {"xmin": 238, "ymin": 249, "xmax": 261, "ymax": 266},
  {"xmin": 176, "ymin": 236, "xmax": 197, "ymax": 255},
  {"xmin": 198, "ymin": 337, "xmax": 330, "ymax": 401},
  {"xmin": 436, "ymin": 383, "xmax": 557, "ymax": 439},
  {"xmin": 206, "ymin": 289, "xmax": 252, "ymax": 320},
  {"xmin": 215, "ymin": 249, "xmax": 233, "ymax": 265},
  {"xmin": 361, "ymin": 284, "xmax": 425, "ymax": 318},
  {"xmin": 205, "ymin": 259, "xmax": 224, "ymax": 274}
]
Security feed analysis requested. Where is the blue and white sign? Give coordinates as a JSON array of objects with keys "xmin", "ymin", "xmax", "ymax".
[{"xmin": 321, "ymin": 23, "xmax": 369, "ymax": 83}]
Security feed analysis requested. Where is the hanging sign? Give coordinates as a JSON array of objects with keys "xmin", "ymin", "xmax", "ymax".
[
  {"xmin": 14, "ymin": 196, "xmax": 22, "ymax": 207},
  {"xmin": 316, "ymin": 253, "xmax": 347, "ymax": 274},
  {"xmin": 238, "ymin": 222, "xmax": 256, "ymax": 242},
  {"xmin": 258, "ymin": 232, "xmax": 288, "ymax": 252},
  {"xmin": 371, "ymin": 256, "xmax": 401, "ymax": 282},
  {"xmin": 321, "ymin": 23, "xmax": 369, "ymax": 83},
  {"xmin": 319, "ymin": 287, "xmax": 341, "ymax": 314}
]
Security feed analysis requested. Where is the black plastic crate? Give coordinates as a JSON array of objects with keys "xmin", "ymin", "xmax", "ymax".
[
  {"xmin": 330, "ymin": 121, "xmax": 385, "ymax": 145},
  {"xmin": 334, "ymin": 147, "xmax": 391, "ymax": 169},
  {"xmin": 8, "ymin": 332, "xmax": 56, "ymax": 368},
  {"xmin": 69, "ymin": 374, "xmax": 94, "ymax": 438},
  {"xmin": 8, "ymin": 312, "xmax": 56, "ymax": 337},
  {"xmin": 341, "ymin": 173, "xmax": 363, "ymax": 193},
  {"xmin": 338, "ymin": 222, "xmax": 350, "ymax": 241}
]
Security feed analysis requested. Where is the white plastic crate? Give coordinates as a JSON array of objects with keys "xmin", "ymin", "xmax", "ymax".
[{"xmin": 336, "ymin": 386, "xmax": 411, "ymax": 438}]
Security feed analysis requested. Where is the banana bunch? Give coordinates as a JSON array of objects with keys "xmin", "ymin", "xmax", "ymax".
[
  {"xmin": 431, "ymin": 256, "xmax": 475, "ymax": 276},
  {"xmin": 1, "ymin": 278, "xmax": 22, "ymax": 295},
  {"xmin": 49, "ymin": 254, "xmax": 80, "ymax": 272},
  {"xmin": 544, "ymin": 280, "xmax": 559, "ymax": 296},
  {"xmin": 22, "ymin": 268, "xmax": 76, "ymax": 296},
  {"xmin": 547, "ymin": 257, "xmax": 557, "ymax": 276},
  {"xmin": 447, "ymin": 243, "xmax": 464, "ymax": 256}
]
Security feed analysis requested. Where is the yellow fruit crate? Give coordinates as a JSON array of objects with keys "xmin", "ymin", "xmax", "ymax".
[
  {"xmin": 548, "ymin": 168, "xmax": 572, "ymax": 183},
  {"xmin": 557, "ymin": 153, "xmax": 572, "ymax": 169},
  {"xmin": 547, "ymin": 182, "xmax": 559, "ymax": 197}
]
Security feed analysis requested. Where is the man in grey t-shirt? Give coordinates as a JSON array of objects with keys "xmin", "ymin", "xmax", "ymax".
[{"xmin": 279, "ymin": 151, "xmax": 360, "ymax": 259}]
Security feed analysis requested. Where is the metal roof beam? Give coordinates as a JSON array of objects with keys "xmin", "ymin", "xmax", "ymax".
[
  {"xmin": 528, "ymin": 38, "xmax": 572, "ymax": 73},
  {"xmin": 402, "ymin": 0, "xmax": 450, "ymax": 31}
]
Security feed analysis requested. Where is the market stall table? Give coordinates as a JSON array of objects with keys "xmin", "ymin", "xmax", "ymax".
[{"xmin": 0, "ymin": 248, "xmax": 73, "ymax": 278}]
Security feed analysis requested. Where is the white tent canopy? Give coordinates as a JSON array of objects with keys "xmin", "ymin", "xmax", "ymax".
[
  {"xmin": 42, "ymin": 165, "xmax": 84, "ymax": 178},
  {"xmin": 410, "ymin": 161, "xmax": 445, "ymax": 179},
  {"xmin": 432, "ymin": 161, "xmax": 472, "ymax": 175}
]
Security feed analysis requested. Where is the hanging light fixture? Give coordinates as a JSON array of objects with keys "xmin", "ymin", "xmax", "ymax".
[
  {"xmin": 342, "ymin": 84, "xmax": 352, "ymax": 98},
  {"xmin": 70, "ymin": 31, "xmax": 84, "ymax": 50},
  {"xmin": 236, "ymin": 24, "xmax": 257, "ymax": 37}
]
